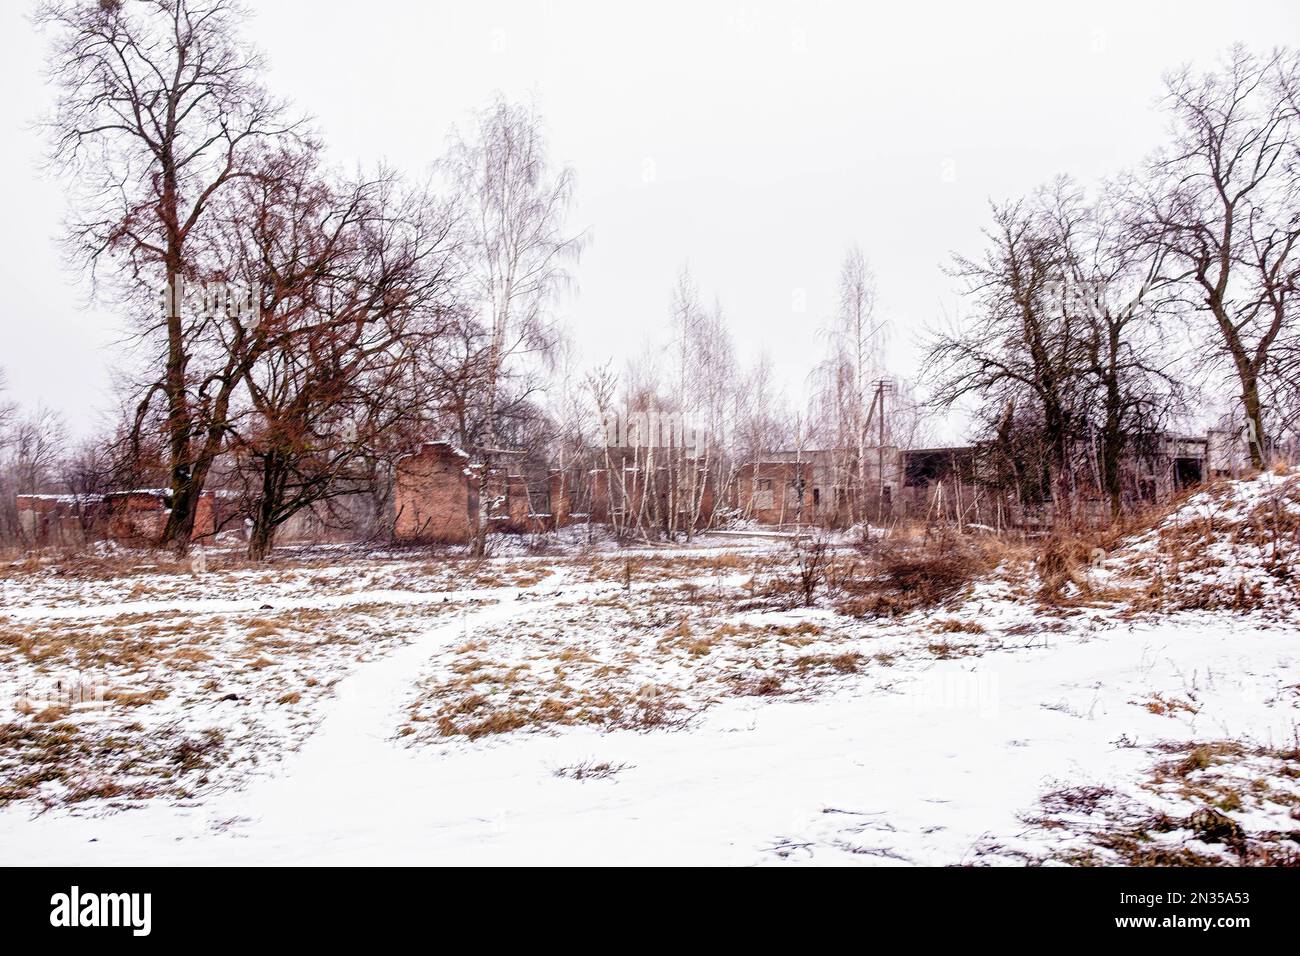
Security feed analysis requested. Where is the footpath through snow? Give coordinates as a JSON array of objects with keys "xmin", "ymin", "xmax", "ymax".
[
  {"xmin": 3, "ymin": 473, "xmax": 1298, "ymax": 865},
  {"xmin": 3, "ymin": 584, "xmax": 1296, "ymax": 865}
]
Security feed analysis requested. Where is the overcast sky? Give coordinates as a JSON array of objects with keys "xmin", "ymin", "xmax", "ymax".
[{"xmin": 2, "ymin": 0, "xmax": 1297, "ymax": 438}]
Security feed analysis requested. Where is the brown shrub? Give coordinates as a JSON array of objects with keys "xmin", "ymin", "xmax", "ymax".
[
  {"xmin": 835, "ymin": 535, "xmax": 995, "ymax": 617},
  {"xmin": 791, "ymin": 652, "xmax": 863, "ymax": 674},
  {"xmin": 1035, "ymin": 535, "xmax": 1098, "ymax": 601}
]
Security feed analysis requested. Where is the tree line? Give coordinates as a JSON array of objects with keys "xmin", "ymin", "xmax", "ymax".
[
  {"xmin": 927, "ymin": 47, "xmax": 1300, "ymax": 518},
  {"xmin": 4, "ymin": 3, "xmax": 1296, "ymax": 553},
  {"xmin": 11, "ymin": 0, "xmax": 582, "ymax": 557}
]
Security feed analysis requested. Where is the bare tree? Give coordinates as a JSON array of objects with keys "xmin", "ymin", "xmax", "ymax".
[
  {"xmin": 1045, "ymin": 180, "xmax": 1183, "ymax": 515},
  {"xmin": 40, "ymin": 0, "xmax": 304, "ymax": 551},
  {"xmin": 1138, "ymin": 46, "xmax": 1300, "ymax": 469},
  {"xmin": 213, "ymin": 154, "xmax": 460, "ymax": 559},
  {"xmin": 5, "ymin": 407, "xmax": 69, "ymax": 495},
  {"xmin": 926, "ymin": 196, "xmax": 1089, "ymax": 516},
  {"xmin": 809, "ymin": 245, "xmax": 886, "ymax": 524},
  {"xmin": 838, "ymin": 245, "xmax": 880, "ymax": 516},
  {"xmin": 0, "ymin": 406, "xmax": 70, "ymax": 544},
  {"xmin": 443, "ymin": 96, "xmax": 583, "ymax": 555},
  {"xmin": 666, "ymin": 269, "xmax": 735, "ymax": 539},
  {"xmin": 59, "ymin": 434, "xmax": 119, "ymax": 502},
  {"xmin": 0, "ymin": 370, "xmax": 16, "ymax": 451},
  {"xmin": 928, "ymin": 178, "xmax": 1186, "ymax": 523}
]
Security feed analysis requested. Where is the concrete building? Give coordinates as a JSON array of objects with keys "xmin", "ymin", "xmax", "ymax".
[
  {"xmin": 737, "ymin": 447, "xmax": 905, "ymax": 526},
  {"xmin": 740, "ymin": 430, "xmax": 1225, "ymax": 530}
]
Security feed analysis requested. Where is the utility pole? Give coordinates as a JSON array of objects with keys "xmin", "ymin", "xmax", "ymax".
[{"xmin": 874, "ymin": 379, "xmax": 895, "ymax": 524}]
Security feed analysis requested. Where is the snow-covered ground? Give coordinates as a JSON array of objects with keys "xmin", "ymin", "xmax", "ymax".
[{"xmin": 1, "ymin": 474, "xmax": 1297, "ymax": 865}]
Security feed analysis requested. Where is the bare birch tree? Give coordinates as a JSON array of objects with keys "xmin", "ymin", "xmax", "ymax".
[
  {"xmin": 444, "ymin": 97, "xmax": 583, "ymax": 555},
  {"xmin": 810, "ymin": 245, "xmax": 883, "ymax": 523}
]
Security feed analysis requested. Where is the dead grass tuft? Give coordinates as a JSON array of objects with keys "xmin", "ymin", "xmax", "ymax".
[{"xmin": 554, "ymin": 759, "xmax": 632, "ymax": 780}]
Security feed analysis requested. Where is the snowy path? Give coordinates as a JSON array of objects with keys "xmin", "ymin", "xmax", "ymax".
[
  {"xmin": 2, "ymin": 585, "xmax": 1297, "ymax": 865},
  {"xmin": 1, "ymin": 578, "xmax": 596, "ymax": 864},
  {"xmin": 202, "ymin": 589, "xmax": 570, "ymax": 862}
]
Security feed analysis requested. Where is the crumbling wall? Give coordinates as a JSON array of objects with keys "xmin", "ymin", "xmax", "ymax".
[
  {"xmin": 737, "ymin": 461, "xmax": 816, "ymax": 525},
  {"xmin": 393, "ymin": 442, "xmax": 475, "ymax": 544},
  {"xmin": 14, "ymin": 496, "xmax": 90, "ymax": 548},
  {"xmin": 548, "ymin": 470, "xmax": 571, "ymax": 527},
  {"xmin": 504, "ymin": 474, "xmax": 531, "ymax": 533}
]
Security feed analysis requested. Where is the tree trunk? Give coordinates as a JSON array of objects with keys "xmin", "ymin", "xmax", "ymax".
[
  {"xmin": 471, "ymin": 460, "xmax": 491, "ymax": 558},
  {"xmin": 1241, "ymin": 377, "xmax": 1267, "ymax": 471},
  {"xmin": 247, "ymin": 514, "xmax": 276, "ymax": 562},
  {"xmin": 158, "ymin": 156, "xmax": 199, "ymax": 555},
  {"xmin": 247, "ymin": 453, "xmax": 287, "ymax": 561},
  {"xmin": 1101, "ymin": 377, "xmax": 1124, "ymax": 519}
]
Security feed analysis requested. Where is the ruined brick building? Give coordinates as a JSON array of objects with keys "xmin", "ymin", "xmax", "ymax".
[
  {"xmin": 392, "ymin": 442, "xmax": 577, "ymax": 544},
  {"xmin": 737, "ymin": 447, "xmax": 904, "ymax": 526},
  {"xmin": 735, "ymin": 428, "xmax": 1252, "ymax": 530},
  {"xmin": 15, "ymin": 489, "xmax": 217, "ymax": 548},
  {"xmin": 9, "ymin": 424, "xmax": 1262, "ymax": 550},
  {"xmin": 391, "ymin": 441, "xmax": 714, "ymax": 545},
  {"xmin": 13, "ymin": 485, "xmax": 360, "ymax": 550}
]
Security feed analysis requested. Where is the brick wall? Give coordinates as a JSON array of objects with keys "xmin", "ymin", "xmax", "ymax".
[
  {"xmin": 737, "ymin": 461, "xmax": 816, "ymax": 525},
  {"xmin": 548, "ymin": 470, "xmax": 570, "ymax": 526},
  {"xmin": 505, "ymin": 474, "xmax": 531, "ymax": 532},
  {"xmin": 393, "ymin": 442, "xmax": 475, "ymax": 544}
]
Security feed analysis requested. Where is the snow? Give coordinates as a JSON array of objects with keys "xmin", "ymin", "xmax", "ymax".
[
  {"xmin": 1, "ymin": 473, "xmax": 1297, "ymax": 865},
  {"xmin": 2, "ymin": 601, "xmax": 1294, "ymax": 865}
]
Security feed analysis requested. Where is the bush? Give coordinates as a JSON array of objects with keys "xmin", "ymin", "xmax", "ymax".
[
  {"xmin": 791, "ymin": 534, "xmax": 831, "ymax": 607},
  {"xmin": 835, "ymin": 531, "xmax": 995, "ymax": 617},
  {"xmin": 1035, "ymin": 534, "xmax": 1098, "ymax": 601}
]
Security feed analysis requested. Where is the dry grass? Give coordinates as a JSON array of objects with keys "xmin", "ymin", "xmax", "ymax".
[
  {"xmin": 1035, "ymin": 534, "xmax": 1101, "ymax": 600},
  {"xmin": 404, "ymin": 569, "xmax": 881, "ymax": 744},
  {"xmin": 790, "ymin": 651, "xmax": 863, "ymax": 674},
  {"xmin": 553, "ymin": 759, "xmax": 632, "ymax": 780},
  {"xmin": 0, "ymin": 565, "xmax": 473, "ymax": 809},
  {"xmin": 834, "ymin": 533, "xmax": 1004, "ymax": 618},
  {"xmin": 102, "ymin": 687, "xmax": 168, "ymax": 707},
  {"xmin": 1109, "ymin": 469, "xmax": 1300, "ymax": 613},
  {"xmin": 1011, "ymin": 737, "xmax": 1300, "ymax": 866},
  {"xmin": 1135, "ymin": 692, "xmax": 1199, "ymax": 718},
  {"xmin": 0, "ymin": 719, "xmax": 226, "ymax": 808}
]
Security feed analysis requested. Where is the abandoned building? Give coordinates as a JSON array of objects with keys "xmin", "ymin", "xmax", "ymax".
[
  {"xmin": 392, "ymin": 441, "xmax": 571, "ymax": 544},
  {"xmin": 390, "ymin": 441, "xmax": 716, "ymax": 545},
  {"xmin": 737, "ymin": 447, "xmax": 905, "ymax": 525},
  {"xmin": 734, "ymin": 428, "xmax": 1254, "ymax": 530},
  {"xmin": 15, "ymin": 489, "xmax": 217, "ymax": 549},
  {"xmin": 12, "ymin": 486, "xmax": 353, "ymax": 550},
  {"xmin": 8, "ymin": 423, "xmax": 1265, "ymax": 550}
]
